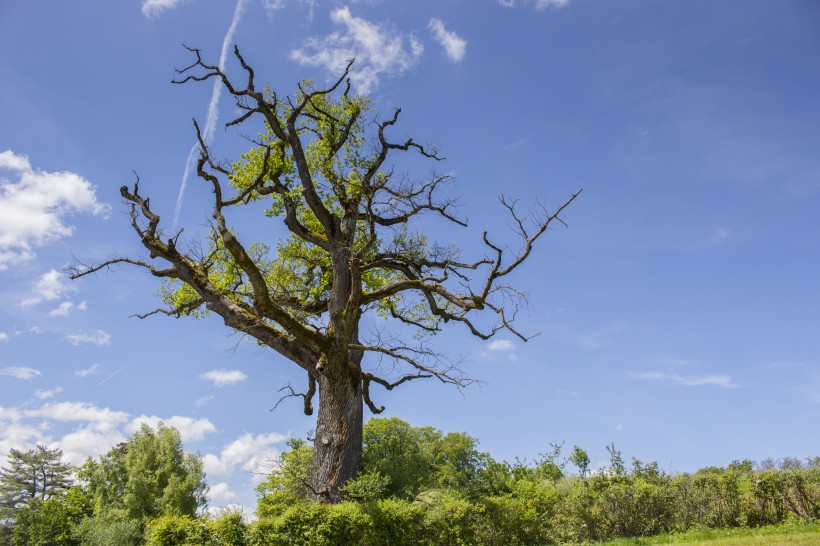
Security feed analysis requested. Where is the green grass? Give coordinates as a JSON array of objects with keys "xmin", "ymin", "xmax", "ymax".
[{"xmin": 592, "ymin": 522, "xmax": 820, "ymax": 545}]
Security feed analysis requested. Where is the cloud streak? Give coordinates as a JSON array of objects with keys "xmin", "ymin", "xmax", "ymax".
[
  {"xmin": 631, "ymin": 371, "xmax": 737, "ymax": 388},
  {"xmin": 173, "ymin": 0, "xmax": 247, "ymax": 230}
]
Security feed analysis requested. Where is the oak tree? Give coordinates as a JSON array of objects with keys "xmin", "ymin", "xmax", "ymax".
[{"xmin": 71, "ymin": 46, "xmax": 579, "ymax": 502}]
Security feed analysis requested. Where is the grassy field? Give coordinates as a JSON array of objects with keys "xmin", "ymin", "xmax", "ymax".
[{"xmin": 594, "ymin": 523, "xmax": 820, "ymax": 545}]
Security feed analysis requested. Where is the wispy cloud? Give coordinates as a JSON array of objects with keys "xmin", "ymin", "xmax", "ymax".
[
  {"xmin": 262, "ymin": 0, "xmax": 285, "ymax": 17},
  {"xmin": 173, "ymin": 0, "xmax": 247, "ymax": 230},
  {"xmin": 48, "ymin": 300, "xmax": 86, "ymax": 317},
  {"xmin": 580, "ymin": 322, "xmax": 630, "ymax": 348},
  {"xmin": 200, "ymin": 369, "xmax": 248, "ymax": 387},
  {"xmin": 488, "ymin": 339, "xmax": 516, "ymax": 352},
  {"xmin": 1, "ymin": 367, "xmax": 42, "ymax": 380},
  {"xmin": 0, "ymin": 332, "xmax": 9, "ymax": 342},
  {"xmin": 535, "ymin": 0, "xmax": 571, "ymax": 8},
  {"xmin": 35, "ymin": 387, "xmax": 63, "ymax": 400},
  {"xmin": 141, "ymin": 0, "xmax": 188, "ymax": 17},
  {"xmin": 75, "ymin": 363, "xmax": 104, "ymax": 378},
  {"xmin": 65, "ymin": 330, "xmax": 111, "ymax": 346},
  {"xmin": 631, "ymin": 371, "xmax": 737, "ymax": 388},
  {"xmin": 428, "ymin": 19, "xmax": 466, "ymax": 63},
  {"xmin": 194, "ymin": 394, "xmax": 215, "ymax": 408},
  {"xmin": 0, "ymin": 151, "xmax": 108, "ymax": 271},
  {"xmin": 496, "ymin": 0, "xmax": 572, "ymax": 9},
  {"xmin": 291, "ymin": 6, "xmax": 423, "ymax": 94},
  {"xmin": 299, "ymin": 0, "xmax": 317, "ymax": 21}
]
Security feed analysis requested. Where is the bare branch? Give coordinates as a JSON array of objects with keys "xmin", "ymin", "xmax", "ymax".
[{"xmin": 271, "ymin": 373, "xmax": 317, "ymax": 415}]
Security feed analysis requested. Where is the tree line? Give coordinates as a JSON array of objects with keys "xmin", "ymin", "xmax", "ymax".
[{"xmin": 2, "ymin": 418, "xmax": 818, "ymax": 545}]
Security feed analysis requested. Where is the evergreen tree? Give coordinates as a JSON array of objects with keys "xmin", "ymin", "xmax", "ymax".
[{"xmin": 0, "ymin": 445, "xmax": 73, "ymax": 521}]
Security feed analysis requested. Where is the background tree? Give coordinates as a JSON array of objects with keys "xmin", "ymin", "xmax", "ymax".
[
  {"xmin": 78, "ymin": 422, "xmax": 207, "ymax": 540},
  {"xmin": 0, "ymin": 445, "xmax": 73, "ymax": 522},
  {"xmin": 9, "ymin": 486, "xmax": 91, "ymax": 546},
  {"xmin": 71, "ymin": 46, "xmax": 579, "ymax": 502},
  {"xmin": 568, "ymin": 445, "xmax": 590, "ymax": 477}
]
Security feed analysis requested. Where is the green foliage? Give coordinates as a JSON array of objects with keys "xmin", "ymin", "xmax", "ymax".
[
  {"xmin": 360, "ymin": 417, "xmax": 489, "ymax": 499},
  {"xmin": 82, "ymin": 422, "xmax": 207, "ymax": 522},
  {"xmin": 143, "ymin": 510, "xmax": 248, "ymax": 546},
  {"xmin": 73, "ymin": 514, "xmax": 145, "ymax": 546},
  {"xmin": 9, "ymin": 487, "xmax": 91, "ymax": 546},
  {"xmin": 568, "ymin": 444, "xmax": 591, "ymax": 477},
  {"xmin": 256, "ymin": 438, "xmax": 314, "ymax": 518},
  {"xmin": 340, "ymin": 471, "xmax": 391, "ymax": 503},
  {"xmin": 251, "ymin": 418, "xmax": 820, "ymax": 545}
]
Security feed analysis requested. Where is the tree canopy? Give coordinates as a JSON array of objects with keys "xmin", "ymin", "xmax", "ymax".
[{"xmin": 71, "ymin": 45, "xmax": 579, "ymax": 501}]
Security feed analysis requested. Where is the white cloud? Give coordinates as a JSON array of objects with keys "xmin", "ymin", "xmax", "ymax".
[
  {"xmin": 75, "ymin": 363, "xmax": 104, "ymax": 377},
  {"xmin": 496, "ymin": 0, "xmax": 571, "ymax": 8},
  {"xmin": 35, "ymin": 387, "xmax": 63, "ymax": 400},
  {"xmin": 0, "ymin": 332, "xmax": 8, "ymax": 341},
  {"xmin": 203, "ymin": 432, "xmax": 286, "ymax": 476},
  {"xmin": 1, "ymin": 366, "xmax": 42, "ymax": 380},
  {"xmin": 28, "ymin": 402, "xmax": 130, "ymax": 428},
  {"xmin": 65, "ymin": 329, "xmax": 111, "ymax": 346},
  {"xmin": 535, "ymin": 0, "xmax": 570, "ymax": 8},
  {"xmin": 0, "ymin": 150, "xmax": 32, "ymax": 171},
  {"xmin": 488, "ymin": 339, "xmax": 516, "ymax": 352},
  {"xmin": 48, "ymin": 300, "xmax": 85, "ymax": 317},
  {"xmin": 0, "ymin": 422, "xmax": 45, "ymax": 460},
  {"xmin": 200, "ymin": 369, "xmax": 248, "ymax": 387},
  {"xmin": 290, "ymin": 6, "xmax": 423, "ymax": 94},
  {"xmin": 0, "ymin": 151, "xmax": 109, "ymax": 271},
  {"xmin": 128, "ymin": 415, "xmax": 217, "ymax": 442},
  {"xmin": 141, "ymin": 0, "xmax": 188, "ymax": 17},
  {"xmin": 631, "ymin": 371, "xmax": 737, "ymax": 388},
  {"xmin": 428, "ymin": 19, "xmax": 466, "ymax": 63},
  {"xmin": 57, "ymin": 425, "xmax": 127, "ymax": 466},
  {"xmin": 209, "ymin": 482, "xmax": 238, "ymax": 501},
  {"xmin": 20, "ymin": 269, "xmax": 74, "ymax": 306}
]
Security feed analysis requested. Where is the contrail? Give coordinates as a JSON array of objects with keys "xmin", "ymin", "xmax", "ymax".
[
  {"xmin": 172, "ymin": 0, "xmax": 247, "ymax": 230},
  {"xmin": 97, "ymin": 359, "xmax": 137, "ymax": 386}
]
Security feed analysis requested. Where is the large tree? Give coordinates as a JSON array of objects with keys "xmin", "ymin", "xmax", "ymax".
[{"xmin": 71, "ymin": 46, "xmax": 579, "ymax": 502}]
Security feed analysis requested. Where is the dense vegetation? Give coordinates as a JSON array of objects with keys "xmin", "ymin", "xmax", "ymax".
[{"xmin": 1, "ymin": 418, "xmax": 818, "ymax": 545}]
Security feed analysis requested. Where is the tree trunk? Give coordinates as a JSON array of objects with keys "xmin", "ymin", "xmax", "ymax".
[{"xmin": 309, "ymin": 358, "xmax": 363, "ymax": 503}]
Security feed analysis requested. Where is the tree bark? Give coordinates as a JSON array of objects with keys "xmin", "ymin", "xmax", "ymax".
[{"xmin": 309, "ymin": 354, "xmax": 363, "ymax": 502}]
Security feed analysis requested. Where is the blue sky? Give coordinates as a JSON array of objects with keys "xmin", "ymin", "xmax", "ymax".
[{"xmin": 1, "ymin": 0, "xmax": 819, "ymax": 513}]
